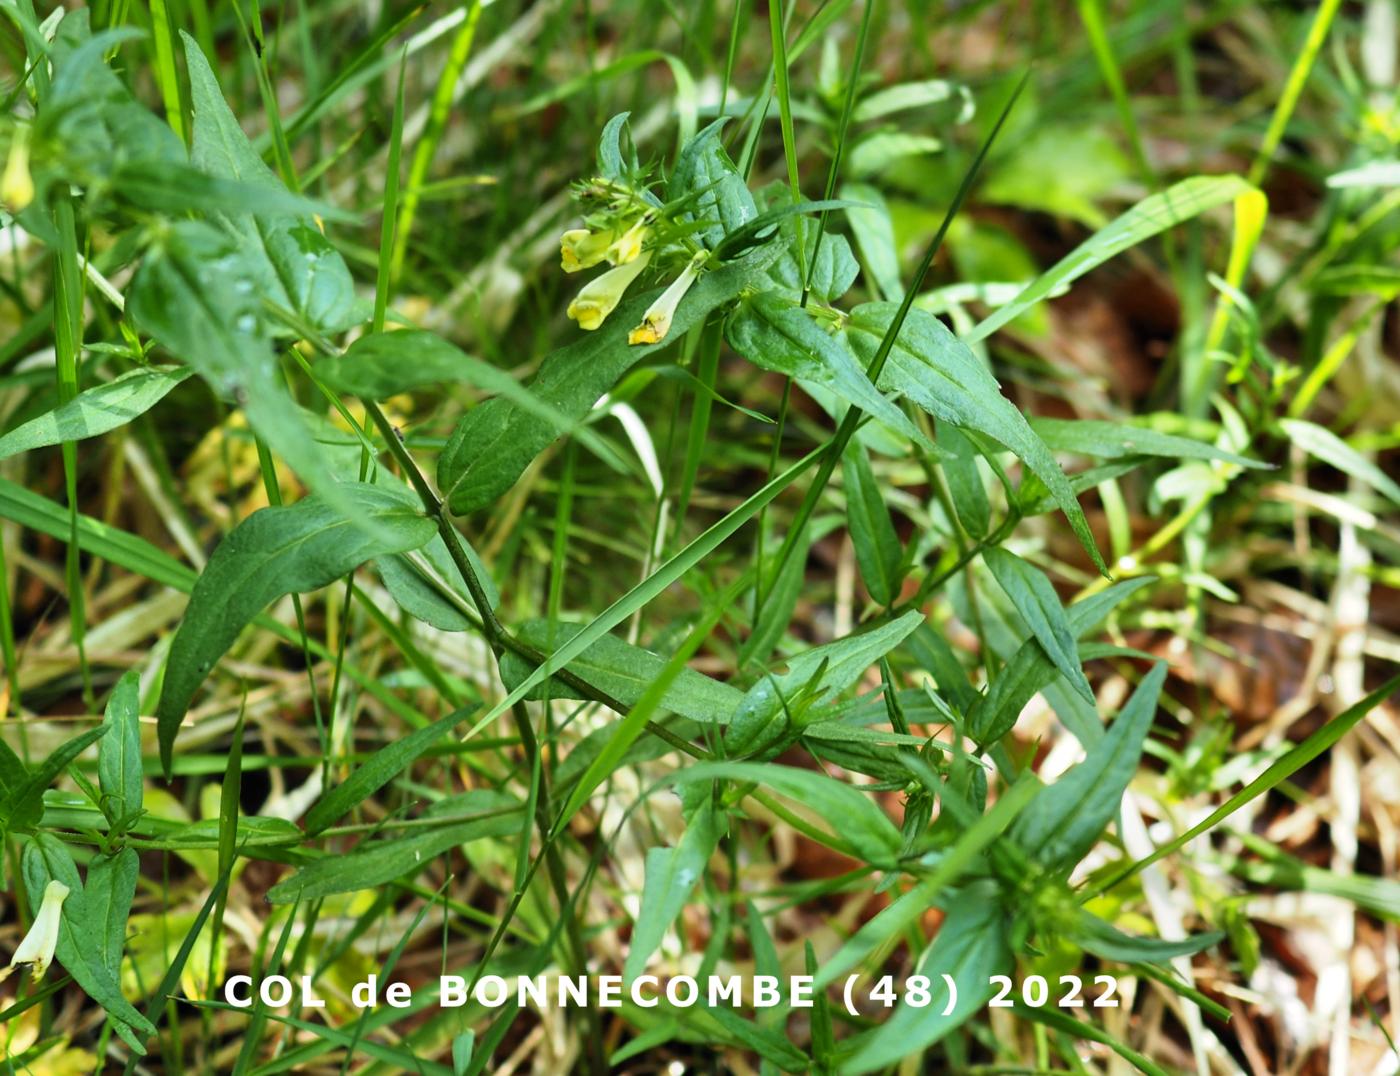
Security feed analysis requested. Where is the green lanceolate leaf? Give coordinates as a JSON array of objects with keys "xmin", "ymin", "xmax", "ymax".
[
  {"xmin": 853, "ymin": 78, "xmax": 970, "ymax": 123},
  {"xmin": 844, "ymin": 880, "xmax": 1011, "ymax": 1073},
  {"xmin": 317, "ymin": 329, "xmax": 503, "ymax": 397},
  {"xmin": 1089, "ymin": 675, "xmax": 1400, "ymax": 900},
  {"xmin": 4, "ymin": 726, "xmax": 106, "ymax": 833},
  {"xmin": 318, "ymin": 329, "xmax": 588, "ymax": 440},
  {"xmin": 377, "ymin": 528, "xmax": 498, "ymax": 632},
  {"xmin": 846, "ymin": 304, "xmax": 1105, "ymax": 572},
  {"xmin": 303, "ymin": 706, "xmax": 475, "ymax": 835},
  {"xmin": 969, "ymin": 175, "xmax": 1255, "ymax": 342},
  {"xmin": 128, "ymin": 221, "xmax": 372, "ymax": 537},
  {"xmin": 902, "ymin": 625, "xmax": 978, "ymax": 713},
  {"xmin": 727, "ymin": 610, "xmax": 924, "ymax": 757},
  {"xmin": 847, "ymin": 131, "xmax": 943, "ymax": 179},
  {"xmin": 712, "ymin": 197, "xmax": 860, "ymax": 261},
  {"xmin": 82, "ymin": 848, "xmax": 140, "ymax": 980},
  {"xmin": 156, "ymin": 816, "xmax": 301, "ymax": 850},
  {"xmin": 740, "ymin": 522, "xmax": 813, "ymax": 667},
  {"xmin": 436, "ymin": 242, "xmax": 784, "ymax": 514},
  {"xmin": 1031, "ymin": 417, "xmax": 1267, "ymax": 469},
  {"xmin": 498, "ymin": 619, "xmax": 743, "ymax": 721},
  {"xmin": 623, "ymin": 800, "xmax": 723, "ymax": 981},
  {"xmin": 1013, "ymin": 661, "xmax": 1166, "ymax": 870},
  {"xmin": 268, "ymin": 792, "xmax": 520, "ymax": 902},
  {"xmin": 22, "ymin": 835, "xmax": 156, "ymax": 1054},
  {"xmin": 841, "ymin": 181, "xmax": 903, "ymax": 302},
  {"xmin": 323, "ymin": 332, "xmax": 622, "ymax": 479},
  {"xmin": 669, "ymin": 118, "xmax": 757, "ymax": 246},
  {"xmin": 111, "ymin": 159, "xmax": 344, "ymax": 220},
  {"xmin": 0, "ymin": 366, "xmax": 191, "ymax": 461},
  {"xmin": 938, "ymin": 423, "xmax": 991, "ymax": 539},
  {"xmin": 1279, "ymin": 417, "xmax": 1400, "ymax": 506},
  {"xmin": 970, "ymin": 577, "xmax": 1157, "ymax": 745},
  {"xmin": 596, "ymin": 111, "xmax": 636, "ymax": 181},
  {"xmin": 762, "ymin": 215, "xmax": 860, "ymax": 304},
  {"xmin": 0, "ymin": 740, "xmax": 36, "ymax": 831},
  {"xmin": 667, "ymin": 761, "xmax": 902, "ymax": 861},
  {"xmin": 982, "ymin": 546, "xmax": 1095, "ymax": 705},
  {"xmin": 842, "ymin": 441, "xmax": 903, "ymax": 605},
  {"xmin": 1071, "ymin": 911, "xmax": 1223, "ymax": 966},
  {"xmin": 182, "ymin": 32, "xmax": 358, "ymax": 334},
  {"xmin": 44, "ymin": 17, "xmax": 184, "ymax": 170},
  {"xmin": 99, "ymin": 669, "xmax": 143, "ymax": 825},
  {"xmin": 726, "ymin": 292, "xmax": 934, "ymax": 451},
  {"xmin": 155, "ymin": 484, "xmax": 435, "ymax": 774}
]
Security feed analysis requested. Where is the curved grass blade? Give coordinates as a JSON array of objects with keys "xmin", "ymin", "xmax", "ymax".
[
  {"xmin": 969, "ymin": 175, "xmax": 1254, "ymax": 343},
  {"xmin": 1085, "ymin": 674, "xmax": 1400, "ymax": 900}
]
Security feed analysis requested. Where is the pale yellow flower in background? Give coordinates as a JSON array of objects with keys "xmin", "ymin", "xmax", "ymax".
[
  {"xmin": 628, "ymin": 251, "xmax": 706, "ymax": 346},
  {"xmin": 2, "ymin": 127, "xmax": 34, "ymax": 213},
  {"xmin": 567, "ymin": 250, "xmax": 652, "ymax": 330},
  {"xmin": 1, "ymin": 879, "xmax": 69, "ymax": 982},
  {"xmin": 0, "ymin": 1010, "xmax": 97, "ymax": 1073}
]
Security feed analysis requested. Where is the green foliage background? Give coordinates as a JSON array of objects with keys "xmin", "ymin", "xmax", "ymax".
[{"xmin": 2, "ymin": 1, "xmax": 1399, "ymax": 1072}]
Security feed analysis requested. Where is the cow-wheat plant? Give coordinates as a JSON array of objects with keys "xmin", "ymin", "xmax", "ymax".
[{"xmin": 1, "ymin": 2, "xmax": 1398, "ymax": 1072}]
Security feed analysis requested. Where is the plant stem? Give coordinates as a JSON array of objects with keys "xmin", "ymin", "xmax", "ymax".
[{"xmin": 361, "ymin": 395, "xmax": 608, "ymax": 1072}]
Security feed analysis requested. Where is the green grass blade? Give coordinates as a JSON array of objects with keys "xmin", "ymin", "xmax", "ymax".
[
  {"xmin": 146, "ymin": 0, "xmax": 187, "ymax": 142},
  {"xmin": 391, "ymin": 3, "xmax": 482, "ymax": 284},
  {"xmin": 969, "ymin": 175, "xmax": 1255, "ymax": 344},
  {"xmin": 1248, "ymin": 0, "xmax": 1343, "ymax": 186},
  {"xmin": 1085, "ymin": 674, "xmax": 1400, "ymax": 900}
]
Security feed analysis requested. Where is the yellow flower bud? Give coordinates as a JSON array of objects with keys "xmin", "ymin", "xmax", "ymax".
[
  {"xmin": 562, "ymin": 226, "xmax": 618, "ymax": 272},
  {"xmin": 1, "ymin": 880, "xmax": 68, "ymax": 982},
  {"xmin": 562, "ymin": 216, "xmax": 653, "ymax": 273},
  {"xmin": 604, "ymin": 218, "xmax": 650, "ymax": 265},
  {"xmin": 2, "ymin": 128, "xmax": 34, "ymax": 214},
  {"xmin": 566, "ymin": 250, "xmax": 652, "ymax": 331},
  {"xmin": 560, "ymin": 228, "xmax": 616, "ymax": 273},
  {"xmin": 628, "ymin": 252, "xmax": 705, "ymax": 346}
]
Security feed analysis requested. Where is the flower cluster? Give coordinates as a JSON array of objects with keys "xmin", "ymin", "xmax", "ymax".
[{"xmin": 560, "ymin": 180, "xmax": 705, "ymax": 345}]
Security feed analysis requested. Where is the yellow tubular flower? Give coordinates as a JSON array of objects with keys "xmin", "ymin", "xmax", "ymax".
[
  {"xmin": 604, "ymin": 217, "xmax": 650, "ymax": 265},
  {"xmin": 628, "ymin": 251, "xmax": 706, "ymax": 346},
  {"xmin": 567, "ymin": 250, "xmax": 653, "ymax": 330},
  {"xmin": 2, "ymin": 127, "xmax": 34, "ymax": 213},
  {"xmin": 1, "ymin": 880, "xmax": 69, "ymax": 982},
  {"xmin": 559, "ymin": 228, "xmax": 616, "ymax": 273}
]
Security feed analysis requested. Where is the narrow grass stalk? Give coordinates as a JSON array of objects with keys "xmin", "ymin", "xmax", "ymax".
[
  {"xmin": 1076, "ymin": 0, "xmax": 1155, "ymax": 187},
  {"xmin": 146, "ymin": 0, "xmax": 187, "ymax": 143},
  {"xmin": 767, "ymin": 0, "xmax": 806, "ymax": 281},
  {"xmin": 1248, "ymin": 0, "xmax": 1344, "ymax": 187},
  {"xmin": 51, "ymin": 193, "xmax": 91, "ymax": 705},
  {"xmin": 802, "ymin": 0, "xmax": 873, "ymax": 308},
  {"xmin": 390, "ymin": 1, "xmax": 483, "ymax": 285}
]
